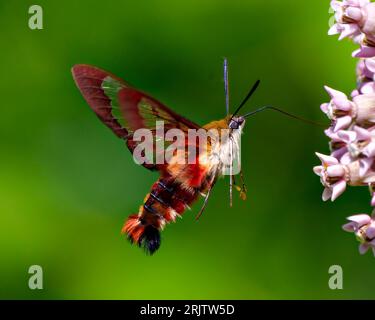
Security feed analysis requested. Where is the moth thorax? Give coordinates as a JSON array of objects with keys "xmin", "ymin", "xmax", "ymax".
[{"xmin": 208, "ymin": 127, "xmax": 243, "ymax": 175}]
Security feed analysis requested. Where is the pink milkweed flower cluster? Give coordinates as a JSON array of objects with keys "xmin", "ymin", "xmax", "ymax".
[
  {"xmin": 343, "ymin": 213, "xmax": 375, "ymax": 255},
  {"xmin": 329, "ymin": 0, "xmax": 375, "ymax": 57},
  {"xmin": 314, "ymin": 1, "xmax": 375, "ymax": 256}
]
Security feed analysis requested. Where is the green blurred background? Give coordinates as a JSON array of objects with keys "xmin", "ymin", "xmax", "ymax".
[{"xmin": 1, "ymin": 0, "xmax": 374, "ymax": 299}]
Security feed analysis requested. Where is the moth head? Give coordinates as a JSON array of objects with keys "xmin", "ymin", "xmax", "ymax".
[{"xmin": 228, "ymin": 116, "xmax": 245, "ymax": 130}]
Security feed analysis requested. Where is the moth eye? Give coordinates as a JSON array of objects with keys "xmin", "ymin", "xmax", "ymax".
[{"xmin": 229, "ymin": 121, "xmax": 239, "ymax": 129}]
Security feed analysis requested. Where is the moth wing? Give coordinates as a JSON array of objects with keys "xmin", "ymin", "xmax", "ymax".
[
  {"xmin": 72, "ymin": 64, "xmax": 202, "ymax": 171},
  {"xmin": 117, "ymin": 87, "xmax": 201, "ymax": 170},
  {"xmin": 72, "ymin": 64, "xmax": 130, "ymax": 139}
]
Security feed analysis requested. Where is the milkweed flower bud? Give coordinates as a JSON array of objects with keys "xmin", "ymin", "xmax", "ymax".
[
  {"xmin": 313, "ymin": 152, "xmax": 375, "ymax": 201},
  {"xmin": 313, "ymin": 153, "xmax": 348, "ymax": 201},
  {"xmin": 321, "ymin": 86, "xmax": 375, "ymax": 131},
  {"xmin": 321, "ymin": 87, "xmax": 355, "ymax": 131},
  {"xmin": 342, "ymin": 213, "xmax": 375, "ymax": 255}
]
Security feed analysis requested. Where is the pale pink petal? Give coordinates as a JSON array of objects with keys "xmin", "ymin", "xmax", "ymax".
[
  {"xmin": 360, "ymin": 82, "xmax": 375, "ymax": 94},
  {"xmin": 351, "ymin": 89, "xmax": 360, "ymax": 97},
  {"xmin": 343, "ymin": 0, "xmax": 359, "ymax": 6},
  {"xmin": 359, "ymin": 158, "xmax": 373, "ymax": 177},
  {"xmin": 324, "ymin": 86, "xmax": 347, "ymax": 100},
  {"xmin": 353, "ymin": 33, "xmax": 364, "ymax": 45},
  {"xmin": 328, "ymin": 24, "xmax": 340, "ymax": 35},
  {"xmin": 366, "ymin": 224, "xmax": 375, "ymax": 239},
  {"xmin": 334, "ymin": 116, "xmax": 352, "ymax": 131},
  {"xmin": 362, "ymin": 3, "xmax": 375, "ymax": 35},
  {"xmin": 339, "ymin": 24, "xmax": 359, "ymax": 40},
  {"xmin": 334, "ymin": 12, "xmax": 342, "ymax": 22},
  {"xmin": 331, "ymin": 147, "xmax": 348, "ymax": 160},
  {"xmin": 313, "ymin": 166, "xmax": 323, "ymax": 176},
  {"xmin": 347, "ymin": 214, "xmax": 371, "ymax": 225},
  {"xmin": 327, "ymin": 164, "xmax": 346, "ymax": 177},
  {"xmin": 362, "ymin": 171, "xmax": 375, "ymax": 184},
  {"xmin": 342, "ymin": 222, "xmax": 356, "ymax": 232},
  {"xmin": 330, "ymin": 1, "xmax": 341, "ymax": 11},
  {"xmin": 320, "ymin": 103, "xmax": 329, "ymax": 114},
  {"xmin": 359, "ymin": 243, "xmax": 370, "ymax": 254},
  {"xmin": 353, "ymin": 126, "xmax": 371, "ymax": 140},
  {"xmin": 365, "ymin": 58, "xmax": 375, "ymax": 73},
  {"xmin": 315, "ymin": 152, "xmax": 339, "ymax": 165},
  {"xmin": 331, "ymin": 180, "xmax": 347, "ymax": 201},
  {"xmin": 325, "ymin": 127, "xmax": 338, "ymax": 139},
  {"xmin": 337, "ymin": 130, "xmax": 357, "ymax": 143},
  {"xmin": 322, "ymin": 187, "xmax": 332, "ymax": 201},
  {"xmin": 333, "ymin": 97, "xmax": 353, "ymax": 111},
  {"xmin": 353, "ymin": 46, "xmax": 375, "ymax": 58},
  {"xmin": 357, "ymin": 59, "xmax": 374, "ymax": 78},
  {"xmin": 340, "ymin": 152, "xmax": 353, "ymax": 165},
  {"xmin": 362, "ymin": 142, "xmax": 375, "ymax": 157},
  {"xmin": 371, "ymin": 193, "xmax": 375, "ymax": 206},
  {"xmin": 358, "ymin": 0, "xmax": 371, "ymax": 7},
  {"xmin": 346, "ymin": 7, "xmax": 362, "ymax": 20}
]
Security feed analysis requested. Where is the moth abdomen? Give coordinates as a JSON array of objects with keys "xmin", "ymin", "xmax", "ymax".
[{"xmin": 122, "ymin": 176, "xmax": 204, "ymax": 254}]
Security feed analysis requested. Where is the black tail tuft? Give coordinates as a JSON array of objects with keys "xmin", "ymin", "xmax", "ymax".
[{"xmin": 139, "ymin": 225, "xmax": 161, "ymax": 255}]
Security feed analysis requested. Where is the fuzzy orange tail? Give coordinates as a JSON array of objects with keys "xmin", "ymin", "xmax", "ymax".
[{"xmin": 122, "ymin": 215, "xmax": 161, "ymax": 255}]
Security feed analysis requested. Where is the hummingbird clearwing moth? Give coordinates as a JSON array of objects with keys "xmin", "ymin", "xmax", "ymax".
[{"xmin": 72, "ymin": 60, "xmax": 316, "ymax": 254}]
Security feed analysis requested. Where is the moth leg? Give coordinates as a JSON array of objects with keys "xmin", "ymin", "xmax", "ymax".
[
  {"xmin": 233, "ymin": 170, "xmax": 247, "ymax": 201},
  {"xmin": 368, "ymin": 183, "xmax": 375, "ymax": 195},
  {"xmin": 368, "ymin": 183, "xmax": 375, "ymax": 208},
  {"xmin": 229, "ymin": 138, "xmax": 234, "ymax": 207},
  {"xmin": 229, "ymin": 174, "xmax": 233, "ymax": 208},
  {"xmin": 232, "ymin": 174, "xmax": 237, "ymax": 186},
  {"xmin": 240, "ymin": 170, "xmax": 247, "ymax": 194},
  {"xmin": 195, "ymin": 176, "xmax": 216, "ymax": 221}
]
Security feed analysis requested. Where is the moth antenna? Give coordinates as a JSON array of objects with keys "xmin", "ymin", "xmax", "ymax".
[
  {"xmin": 231, "ymin": 80, "xmax": 260, "ymax": 120},
  {"xmin": 229, "ymin": 140, "xmax": 233, "ymax": 207},
  {"xmin": 224, "ymin": 58, "xmax": 233, "ymax": 205},
  {"xmin": 243, "ymin": 106, "xmax": 326, "ymax": 128},
  {"xmin": 224, "ymin": 58, "xmax": 229, "ymax": 116}
]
